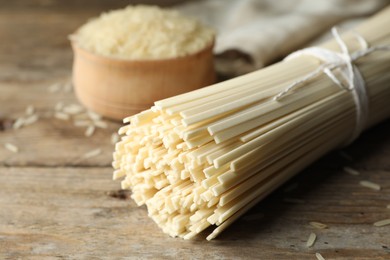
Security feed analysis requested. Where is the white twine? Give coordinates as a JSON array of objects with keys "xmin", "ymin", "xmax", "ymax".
[{"xmin": 274, "ymin": 27, "xmax": 390, "ymax": 144}]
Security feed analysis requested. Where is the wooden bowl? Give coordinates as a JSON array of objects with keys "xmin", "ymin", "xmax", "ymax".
[{"xmin": 70, "ymin": 41, "xmax": 216, "ymax": 121}]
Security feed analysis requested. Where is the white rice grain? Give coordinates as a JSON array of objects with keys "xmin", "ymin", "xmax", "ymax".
[
  {"xmin": 85, "ymin": 125, "xmax": 95, "ymax": 137},
  {"xmin": 83, "ymin": 148, "xmax": 102, "ymax": 158},
  {"xmin": 55, "ymin": 102, "xmax": 64, "ymax": 111},
  {"xmin": 373, "ymin": 219, "xmax": 390, "ymax": 227},
  {"xmin": 111, "ymin": 133, "xmax": 120, "ymax": 145},
  {"xmin": 343, "ymin": 166, "xmax": 360, "ymax": 176},
  {"xmin": 5, "ymin": 143, "xmax": 19, "ymax": 153},
  {"xmin": 359, "ymin": 180, "xmax": 381, "ymax": 191},
  {"xmin": 72, "ymin": 113, "xmax": 90, "ymax": 120},
  {"xmin": 63, "ymin": 104, "xmax": 84, "ymax": 115},
  {"xmin": 48, "ymin": 82, "xmax": 62, "ymax": 93},
  {"xmin": 387, "ymin": 204, "xmax": 390, "ymax": 209},
  {"xmin": 26, "ymin": 105, "xmax": 35, "ymax": 115},
  {"xmin": 23, "ymin": 114, "xmax": 39, "ymax": 126},
  {"xmin": 315, "ymin": 253, "xmax": 325, "ymax": 260},
  {"xmin": 309, "ymin": 222, "xmax": 328, "ymax": 229},
  {"xmin": 13, "ymin": 118, "xmax": 25, "ymax": 129},
  {"xmin": 88, "ymin": 110, "xmax": 102, "ymax": 121},
  {"xmin": 74, "ymin": 120, "xmax": 90, "ymax": 127},
  {"xmin": 55, "ymin": 112, "xmax": 70, "ymax": 121},
  {"xmin": 306, "ymin": 232, "xmax": 317, "ymax": 247},
  {"xmin": 94, "ymin": 120, "xmax": 108, "ymax": 129}
]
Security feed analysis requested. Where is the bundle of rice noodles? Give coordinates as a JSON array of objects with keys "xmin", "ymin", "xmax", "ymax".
[{"xmin": 112, "ymin": 7, "xmax": 390, "ymax": 240}]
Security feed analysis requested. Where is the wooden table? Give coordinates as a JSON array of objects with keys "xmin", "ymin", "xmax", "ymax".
[{"xmin": 1, "ymin": 1, "xmax": 389, "ymax": 259}]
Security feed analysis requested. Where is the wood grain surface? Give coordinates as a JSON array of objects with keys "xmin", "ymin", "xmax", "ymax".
[{"xmin": 0, "ymin": 1, "xmax": 389, "ymax": 259}]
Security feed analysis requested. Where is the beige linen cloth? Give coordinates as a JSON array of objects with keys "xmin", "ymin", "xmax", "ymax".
[{"xmin": 178, "ymin": 0, "xmax": 388, "ymax": 76}]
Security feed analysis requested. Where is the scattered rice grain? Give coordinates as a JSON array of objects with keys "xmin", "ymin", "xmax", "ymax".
[
  {"xmin": 343, "ymin": 166, "xmax": 360, "ymax": 176},
  {"xmin": 315, "ymin": 252, "xmax": 325, "ymax": 260},
  {"xmin": 309, "ymin": 222, "xmax": 328, "ymax": 229},
  {"xmin": 4, "ymin": 143, "xmax": 19, "ymax": 153},
  {"xmin": 94, "ymin": 120, "xmax": 108, "ymax": 129},
  {"xmin": 111, "ymin": 133, "xmax": 120, "ymax": 144},
  {"xmin": 23, "ymin": 114, "xmax": 39, "ymax": 125},
  {"xmin": 74, "ymin": 120, "xmax": 90, "ymax": 127},
  {"xmin": 55, "ymin": 102, "xmax": 64, "ymax": 111},
  {"xmin": 88, "ymin": 110, "xmax": 102, "ymax": 121},
  {"xmin": 48, "ymin": 82, "xmax": 62, "ymax": 93},
  {"xmin": 63, "ymin": 104, "xmax": 84, "ymax": 115},
  {"xmin": 55, "ymin": 112, "xmax": 70, "ymax": 121},
  {"xmin": 306, "ymin": 232, "xmax": 317, "ymax": 247},
  {"xmin": 12, "ymin": 118, "xmax": 25, "ymax": 129},
  {"xmin": 85, "ymin": 125, "xmax": 95, "ymax": 137},
  {"xmin": 359, "ymin": 180, "xmax": 381, "ymax": 191},
  {"xmin": 387, "ymin": 204, "xmax": 390, "ymax": 209},
  {"xmin": 373, "ymin": 219, "xmax": 390, "ymax": 227},
  {"xmin": 26, "ymin": 105, "xmax": 35, "ymax": 115},
  {"xmin": 72, "ymin": 113, "xmax": 90, "ymax": 120},
  {"xmin": 83, "ymin": 148, "xmax": 102, "ymax": 158}
]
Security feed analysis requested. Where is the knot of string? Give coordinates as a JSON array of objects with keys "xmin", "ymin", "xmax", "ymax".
[{"xmin": 274, "ymin": 27, "xmax": 390, "ymax": 144}]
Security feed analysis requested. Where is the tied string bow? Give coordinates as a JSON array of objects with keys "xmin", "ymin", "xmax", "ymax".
[{"xmin": 274, "ymin": 27, "xmax": 390, "ymax": 144}]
